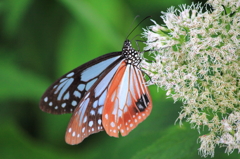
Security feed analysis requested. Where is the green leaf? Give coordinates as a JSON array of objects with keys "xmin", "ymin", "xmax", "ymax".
[
  {"xmin": 0, "ymin": 120, "xmax": 78, "ymax": 159},
  {"xmin": 1, "ymin": 0, "xmax": 32, "ymax": 37},
  {"xmin": 0, "ymin": 57, "xmax": 49, "ymax": 101},
  {"xmin": 59, "ymin": 0, "xmax": 127, "ymax": 47},
  {"xmin": 132, "ymin": 123, "xmax": 201, "ymax": 159}
]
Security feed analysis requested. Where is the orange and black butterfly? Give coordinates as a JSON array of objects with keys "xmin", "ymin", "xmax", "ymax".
[{"xmin": 39, "ymin": 37, "xmax": 152, "ymax": 145}]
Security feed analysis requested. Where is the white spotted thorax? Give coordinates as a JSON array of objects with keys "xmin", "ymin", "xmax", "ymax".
[{"xmin": 122, "ymin": 40, "xmax": 141, "ymax": 65}]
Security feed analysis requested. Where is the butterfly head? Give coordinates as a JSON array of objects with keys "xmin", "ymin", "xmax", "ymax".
[{"xmin": 122, "ymin": 40, "xmax": 141, "ymax": 66}]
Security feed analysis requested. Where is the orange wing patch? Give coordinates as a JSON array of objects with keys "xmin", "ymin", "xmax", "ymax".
[{"xmin": 103, "ymin": 61, "xmax": 152, "ymax": 137}]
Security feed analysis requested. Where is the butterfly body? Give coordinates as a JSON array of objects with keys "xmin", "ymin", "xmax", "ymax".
[{"xmin": 40, "ymin": 40, "xmax": 152, "ymax": 145}]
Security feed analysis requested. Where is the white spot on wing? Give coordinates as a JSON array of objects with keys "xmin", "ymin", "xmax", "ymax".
[
  {"xmin": 98, "ymin": 119, "xmax": 101, "ymax": 125},
  {"xmin": 82, "ymin": 127, "xmax": 85, "ymax": 133},
  {"xmin": 77, "ymin": 84, "xmax": 85, "ymax": 91},
  {"xmin": 89, "ymin": 121, "xmax": 93, "ymax": 127},
  {"xmin": 44, "ymin": 97, "xmax": 48, "ymax": 102},
  {"xmin": 105, "ymin": 114, "xmax": 108, "ymax": 119},
  {"xmin": 68, "ymin": 128, "xmax": 72, "ymax": 133},
  {"xmin": 83, "ymin": 116, "xmax": 87, "ymax": 123},
  {"xmin": 61, "ymin": 103, "xmax": 66, "ymax": 108},
  {"xmin": 72, "ymin": 131, "xmax": 76, "ymax": 137},
  {"xmin": 110, "ymin": 122, "xmax": 115, "ymax": 127},
  {"xmin": 66, "ymin": 72, "xmax": 74, "ymax": 77},
  {"xmin": 72, "ymin": 100, "xmax": 77, "ymax": 106},
  {"xmin": 59, "ymin": 78, "xmax": 67, "ymax": 83},
  {"xmin": 73, "ymin": 91, "xmax": 81, "ymax": 98},
  {"xmin": 49, "ymin": 102, "xmax": 53, "ymax": 106},
  {"xmin": 63, "ymin": 92, "xmax": 70, "ymax": 100},
  {"xmin": 90, "ymin": 110, "xmax": 95, "ymax": 115},
  {"xmin": 138, "ymin": 104, "xmax": 144, "ymax": 110}
]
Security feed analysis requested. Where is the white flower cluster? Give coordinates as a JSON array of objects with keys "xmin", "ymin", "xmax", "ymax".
[{"xmin": 142, "ymin": 0, "xmax": 239, "ymax": 157}]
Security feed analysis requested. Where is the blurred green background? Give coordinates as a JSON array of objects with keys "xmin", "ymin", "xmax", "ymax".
[{"xmin": 1, "ymin": 0, "xmax": 238, "ymax": 158}]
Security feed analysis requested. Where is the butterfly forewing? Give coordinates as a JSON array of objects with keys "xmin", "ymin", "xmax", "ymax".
[
  {"xmin": 40, "ymin": 52, "xmax": 122, "ymax": 114},
  {"xmin": 102, "ymin": 63, "xmax": 152, "ymax": 137}
]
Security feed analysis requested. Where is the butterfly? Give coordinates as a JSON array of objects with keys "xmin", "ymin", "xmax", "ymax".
[{"xmin": 39, "ymin": 39, "xmax": 152, "ymax": 145}]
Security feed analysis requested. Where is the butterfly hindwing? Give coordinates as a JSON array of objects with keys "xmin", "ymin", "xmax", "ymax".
[
  {"xmin": 103, "ymin": 62, "xmax": 152, "ymax": 137},
  {"xmin": 40, "ymin": 52, "xmax": 122, "ymax": 114},
  {"xmin": 65, "ymin": 91, "xmax": 104, "ymax": 144}
]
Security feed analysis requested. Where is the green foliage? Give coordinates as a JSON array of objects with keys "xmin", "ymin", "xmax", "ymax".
[
  {"xmin": 132, "ymin": 124, "xmax": 201, "ymax": 159},
  {"xmin": 1, "ymin": 0, "xmax": 237, "ymax": 158}
]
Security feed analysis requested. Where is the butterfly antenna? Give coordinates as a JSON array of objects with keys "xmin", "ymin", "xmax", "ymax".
[
  {"xmin": 126, "ymin": 16, "xmax": 151, "ymax": 40},
  {"xmin": 126, "ymin": 15, "xmax": 140, "ymax": 37}
]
